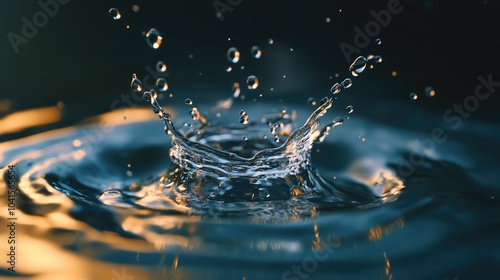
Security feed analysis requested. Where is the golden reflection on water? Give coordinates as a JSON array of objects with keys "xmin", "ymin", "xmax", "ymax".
[
  {"xmin": 368, "ymin": 218, "xmax": 405, "ymax": 242},
  {"xmin": 0, "ymin": 106, "xmax": 62, "ymax": 135}
]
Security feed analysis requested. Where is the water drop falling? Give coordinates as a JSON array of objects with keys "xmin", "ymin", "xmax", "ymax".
[
  {"xmin": 109, "ymin": 8, "xmax": 121, "ymax": 20},
  {"xmin": 240, "ymin": 114, "xmax": 249, "ymax": 124},
  {"xmin": 250, "ymin": 46, "xmax": 262, "ymax": 59},
  {"xmin": 156, "ymin": 78, "xmax": 168, "ymax": 92},
  {"xmin": 367, "ymin": 55, "xmax": 383, "ymax": 64},
  {"xmin": 410, "ymin": 92, "xmax": 418, "ymax": 100},
  {"xmin": 346, "ymin": 105, "xmax": 354, "ymax": 114},
  {"xmin": 341, "ymin": 78, "xmax": 353, "ymax": 88},
  {"xmin": 332, "ymin": 117, "xmax": 344, "ymax": 127},
  {"xmin": 268, "ymin": 38, "xmax": 274, "ymax": 45},
  {"xmin": 274, "ymin": 135, "xmax": 280, "ymax": 143},
  {"xmin": 131, "ymin": 74, "xmax": 143, "ymax": 92},
  {"xmin": 232, "ymin": 83, "xmax": 241, "ymax": 98},
  {"xmin": 375, "ymin": 38, "xmax": 382, "ymax": 45},
  {"xmin": 185, "ymin": 98, "xmax": 193, "ymax": 105},
  {"xmin": 226, "ymin": 66, "xmax": 232, "ymax": 72},
  {"xmin": 246, "ymin": 75, "xmax": 259, "ymax": 90},
  {"xmin": 308, "ymin": 97, "xmax": 317, "ymax": 106},
  {"xmin": 145, "ymin": 28, "xmax": 162, "ymax": 49},
  {"xmin": 330, "ymin": 83, "xmax": 342, "ymax": 94},
  {"xmin": 227, "ymin": 47, "xmax": 240, "ymax": 63},
  {"xmin": 425, "ymin": 86, "xmax": 436, "ymax": 97},
  {"xmin": 349, "ymin": 56, "xmax": 367, "ymax": 77},
  {"xmin": 156, "ymin": 61, "xmax": 167, "ymax": 72}
]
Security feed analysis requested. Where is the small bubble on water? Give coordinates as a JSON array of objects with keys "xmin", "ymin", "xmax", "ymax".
[
  {"xmin": 375, "ymin": 38, "xmax": 382, "ymax": 45},
  {"xmin": 341, "ymin": 78, "xmax": 353, "ymax": 88},
  {"xmin": 246, "ymin": 75, "xmax": 259, "ymax": 90},
  {"xmin": 185, "ymin": 98, "xmax": 193, "ymax": 105},
  {"xmin": 240, "ymin": 114, "xmax": 249, "ymax": 124},
  {"xmin": 226, "ymin": 66, "xmax": 232, "ymax": 72},
  {"xmin": 346, "ymin": 105, "xmax": 354, "ymax": 114},
  {"xmin": 268, "ymin": 38, "xmax": 274, "ymax": 45},
  {"xmin": 156, "ymin": 61, "xmax": 167, "ymax": 72},
  {"xmin": 227, "ymin": 47, "xmax": 240, "ymax": 63},
  {"xmin": 109, "ymin": 8, "xmax": 121, "ymax": 20},
  {"xmin": 308, "ymin": 97, "xmax": 317, "ymax": 106},
  {"xmin": 410, "ymin": 92, "xmax": 418, "ymax": 100},
  {"xmin": 156, "ymin": 78, "xmax": 168, "ymax": 91},
  {"xmin": 425, "ymin": 86, "xmax": 436, "ymax": 97},
  {"xmin": 349, "ymin": 56, "xmax": 367, "ymax": 77},
  {"xmin": 250, "ymin": 46, "xmax": 262, "ymax": 59},
  {"xmin": 102, "ymin": 190, "xmax": 122, "ymax": 198},
  {"xmin": 145, "ymin": 28, "xmax": 162, "ymax": 49},
  {"xmin": 131, "ymin": 74, "xmax": 143, "ymax": 92},
  {"xmin": 330, "ymin": 83, "xmax": 342, "ymax": 94}
]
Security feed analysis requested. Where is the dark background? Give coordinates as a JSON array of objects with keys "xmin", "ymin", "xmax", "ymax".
[{"xmin": 0, "ymin": 0, "xmax": 499, "ymax": 138}]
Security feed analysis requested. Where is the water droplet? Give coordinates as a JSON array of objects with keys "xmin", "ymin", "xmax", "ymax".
[
  {"xmin": 375, "ymin": 38, "xmax": 382, "ymax": 45},
  {"xmin": 349, "ymin": 56, "xmax": 367, "ymax": 77},
  {"xmin": 132, "ymin": 5, "xmax": 140, "ymax": 12},
  {"xmin": 143, "ymin": 91, "xmax": 153, "ymax": 102},
  {"xmin": 227, "ymin": 47, "xmax": 240, "ymax": 63},
  {"xmin": 145, "ymin": 28, "xmax": 162, "ymax": 49},
  {"xmin": 250, "ymin": 46, "xmax": 262, "ymax": 59},
  {"xmin": 332, "ymin": 117, "xmax": 343, "ymax": 127},
  {"xmin": 131, "ymin": 74, "xmax": 143, "ymax": 92},
  {"xmin": 320, "ymin": 97, "xmax": 329, "ymax": 105},
  {"xmin": 185, "ymin": 98, "xmax": 193, "ymax": 105},
  {"xmin": 325, "ymin": 17, "xmax": 331, "ymax": 23},
  {"xmin": 188, "ymin": 54, "xmax": 194, "ymax": 59},
  {"xmin": 425, "ymin": 86, "xmax": 436, "ymax": 97},
  {"xmin": 246, "ymin": 75, "xmax": 259, "ymax": 90},
  {"xmin": 240, "ymin": 114, "xmax": 249, "ymax": 124},
  {"xmin": 346, "ymin": 105, "xmax": 354, "ymax": 114},
  {"xmin": 268, "ymin": 38, "xmax": 274, "ymax": 45},
  {"xmin": 126, "ymin": 170, "xmax": 133, "ymax": 177},
  {"xmin": 226, "ymin": 66, "xmax": 232, "ymax": 72},
  {"xmin": 156, "ymin": 78, "xmax": 168, "ymax": 91},
  {"xmin": 232, "ymin": 83, "xmax": 241, "ymax": 98},
  {"xmin": 243, "ymin": 136, "xmax": 248, "ymax": 141},
  {"xmin": 330, "ymin": 83, "xmax": 342, "ymax": 94},
  {"xmin": 274, "ymin": 135, "xmax": 280, "ymax": 143},
  {"xmin": 410, "ymin": 92, "xmax": 418, "ymax": 100},
  {"xmin": 109, "ymin": 8, "xmax": 121, "ymax": 20},
  {"xmin": 307, "ymin": 97, "xmax": 317, "ymax": 106},
  {"xmin": 156, "ymin": 61, "xmax": 167, "ymax": 72},
  {"xmin": 290, "ymin": 48, "xmax": 294, "ymax": 52},
  {"xmin": 367, "ymin": 55, "xmax": 383, "ymax": 64},
  {"xmin": 341, "ymin": 78, "xmax": 353, "ymax": 88}
]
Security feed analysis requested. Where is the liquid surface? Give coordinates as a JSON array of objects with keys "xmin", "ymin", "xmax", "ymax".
[{"xmin": 1, "ymin": 99, "xmax": 499, "ymax": 279}]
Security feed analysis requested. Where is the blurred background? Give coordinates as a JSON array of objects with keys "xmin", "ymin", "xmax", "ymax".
[{"xmin": 1, "ymin": 0, "xmax": 499, "ymax": 141}]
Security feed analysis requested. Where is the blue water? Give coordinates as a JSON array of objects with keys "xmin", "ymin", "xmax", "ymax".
[{"xmin": 1, "ymin": 100, "xmax": 499, "ymax": 279}]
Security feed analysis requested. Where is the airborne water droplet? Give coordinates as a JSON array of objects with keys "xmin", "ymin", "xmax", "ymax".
[
  {"xmin": 109, "ymin": 8, "xmax": 121, "ymax": 20},
  {"xmin": 268, "ymin": 38, "xmax": 274, "ymax": 45},
  {"xmin": 375, "ymin": 38, "xmax": 382, "ymax": 45},
  {"xmin": 425, "ymin": 86, "xmax": 436, "ymax": 97},
  {"xmin": 156, "ymin": 61, "xmax": 167, "ymax": 72},
  {"xmin": 332, "ymin": 117, "xmax": 344, "ymax": 127},
  {"xmin": 341, "ymin": 78, "xmax": 353, "ymax": 88},
  {"xmin": 145, "ymin": 28, "xmax": 162, "ymax": 49},
  {"xmin": 246, "ymin": 75, "xmax": 259, "ymax": 90},
  {"xmin": 307, "ymin": 97, "xmax": 317, "ymax": 106},
  {"xmin": 226, "ymin": 66, "xmax": 232, "ymax": 72},
  {"xmin": 367, "ymin": 55, "xmax": 383, "ymax": 64},
  {"xmin": 232, "ymin": 83, "xmax": 241, "ymax": 98},
  {"xmin": 410, "ymin": 92, "xmax": 418, "ymax": 100},
  {"xmin": 330, "ymin": 83, "xmax": 342, "ymax": 94},
  {"xmin": 156, "ymin": 78, "xmax": 168, "ymax": 92},
  {"xmin": 250, "ymin": 46, "xmax": 262, "ymax": 59},
  {"xmin": 185, "ymin": 98, "xmax": 193, "ymax": 105},
  {"xmin": 346, "ymin": 105, "xmax": 354, "ymax": 114},
  {"xmin": 227, "ymin": 47, "xmax": 240, "ymax": 63},
  {"xmin": 240, "ymin": 114, "xmax": 249, "ymax": 124},
  {"xmin": 131, "ymin": 74, "xmax": 143, "ymax": 92},
  {"xmin": 349, "ymin": 56, "xmax": 367, "ymax": 77}
]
